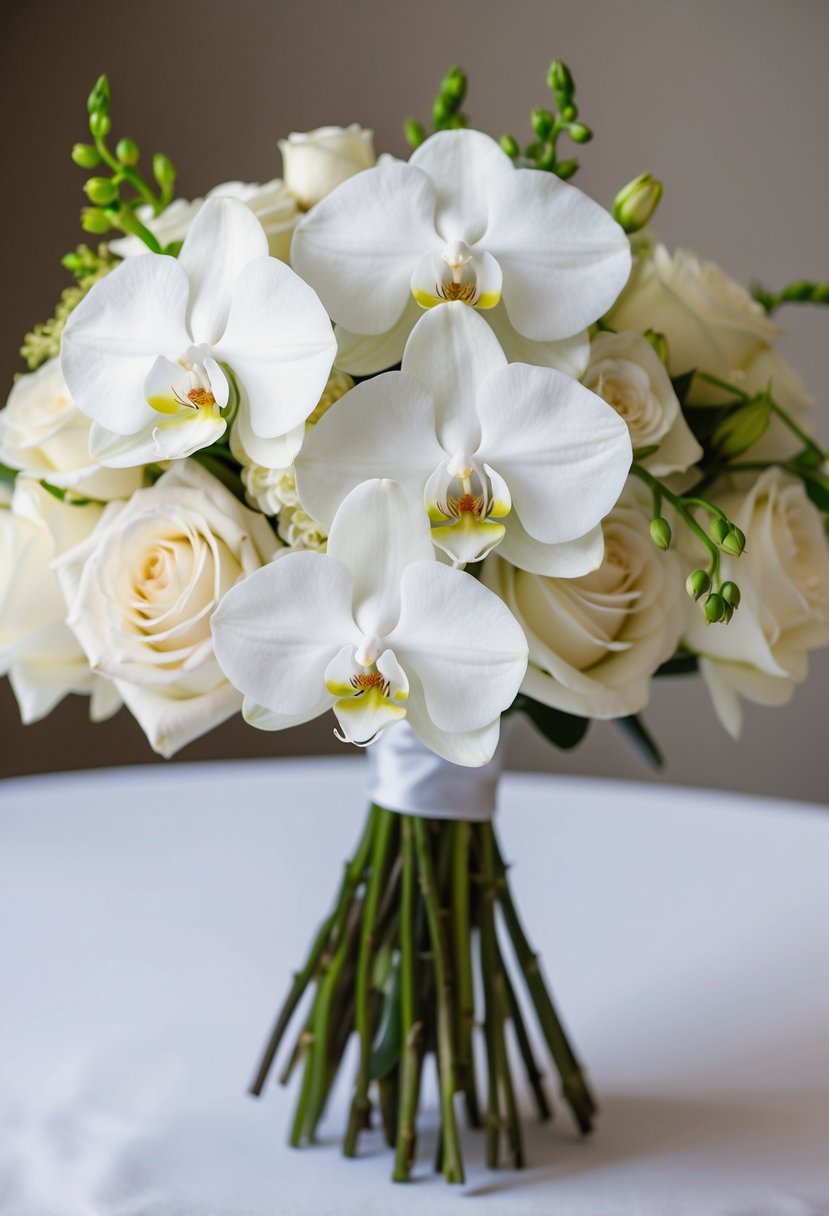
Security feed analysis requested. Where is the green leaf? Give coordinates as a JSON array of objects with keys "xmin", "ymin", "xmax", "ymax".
[
  {"xmin": 795, "ymin": 466, "xmax": 829, "ymax": 513},
  {"xmin": 670, "ymin": 369, "xmax": 696, "ymax": 404},
  {"xmin": 512, "ymin": 694, "xmax": 591, "ymax": 750},
  {"xmin": 0, "ymin": 462, "xmax": 17, "ymax": 490},
  {"xmin": 614, "ymin": 714, "xmax": 663, "ymax": 769}
]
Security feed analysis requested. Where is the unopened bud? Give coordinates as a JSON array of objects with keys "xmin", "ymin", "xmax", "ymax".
[
  {"xmin": 441, "ymin": 66, "xmax": 466, "ymax": 103},
  {"xmin": 531, "ymin": 108, "xmax": 554, "ymax": 139},
  {"xmin": 560, "ymin": 104, "xmax": 577, "ymax": 123},
  {"xmin": 721, "ymin": 526, "xmax": 746, "ymax": 556},
  {"xmin": 703, "ymin": 593, "xmax": 726, "ymax": 624},
  {"xmin": 555, "ymin": 159, "xmax": 579, "ymax": 180},
  {"xmin": 80, "ymin": 206, "xmax": 112, "ymax": 235},
  {"xmin": 720, "ymin": 581, "xmax": 741, "ymax": 609},
  {"xmin": 644, "ymin": 329, "xmax": 669, "ymax": 365},
  {"xmin": 71, "ymin": 142, "xmax": 99, "ymax": 168},
  {"xmin": 84, "ymin": 176, "xmax": 118, "ymax": 205},
  {"xmin": 432, "ymin": 95, "xmax": 451, "ymax": 126},
  {"xmin": 712, "ymin": 397, "xmax": 772, "ymax": 458},
  {"xmin": 710, "ymin": 516, "xmax": 730, "ymax": 545},
  {"xmin": 548, "ymin": 60, "xmax": 574, "ymax": 99},
  {"xmin": 535, "ymin": 144, "xmax": 557, "ymax": 171},
  {"xmin": 89, "ymin": 112, "xmax": 111, "ymax": 139},
  {"xmin": 86, "ymin": 74, "xmax": 110, "ymax": 115},
  {"xmin": 116, "ymin": 137, "xmax": 140, "ymax": 166},
  {"xmin": 404, "ymin": 119, "xmax": 427, "ymax": 149},
  {"xmin": 499, "ymin": 133, "xmax": 520, "ymax": 159},
  {"xmin": 686, "ymin": 569, "xmax": 710, "ymax": 601},
  {"xmin": 612, "ymin": 172, "xmax": 663, "ymax": 234},
  {"xmin": 152, "ymin": 153, "xmax": 176, "ymax": 187},
  {"xmin": 568, "ymin": 121, "xmax": 592, "ymax": 144},
  {"xmin": 649, "ymin": 516, "xmax": 672, "ymax": 550}
]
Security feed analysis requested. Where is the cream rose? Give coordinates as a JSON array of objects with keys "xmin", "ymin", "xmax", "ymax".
[
  {"xmin": 0, "ymin": 477, "xmax": 120, "ymax": 723},
  {"xmin": 55, "ymin": 460, "xmax": 278, "ymax": 757},
  {"xmin": 482, "ymin": 492, "xmax": 683, "ymax": 717},
  {"xmin": 109, "ymin": 178, "xmax": 299, "ymax": 261},
  {"xmin": 583, "ymin": 331, "xmax": 702, "ymax": 476},
  {"xmin": 607, "ymin": 243, "xmax": 780, "ymax": 404},
  {"xmin": 0, "ymin": 359, "xmax": 143, "ymax": 500},
  {"xmin": 682, "ymin": 467, "xmax": 829, "ymax": 737},
  {"xmin": 279, "ymin": 124, "xmax": 375, "ymax": 209}
]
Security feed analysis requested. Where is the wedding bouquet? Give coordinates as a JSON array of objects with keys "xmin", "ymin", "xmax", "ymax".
[{"xmin": 3, "ymin": 61, "xmax": 828, "ymax": 1185}]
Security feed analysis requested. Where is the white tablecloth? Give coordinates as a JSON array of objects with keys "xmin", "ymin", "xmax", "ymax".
[{"xmin": 1, "ymin": 760, "xmax": 828, "ymax": 1216}]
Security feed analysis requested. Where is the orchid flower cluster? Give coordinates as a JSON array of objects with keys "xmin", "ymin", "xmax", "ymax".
[{"xmin": 2, "ymin": 66, "xmax": 829, "ymax": 766}]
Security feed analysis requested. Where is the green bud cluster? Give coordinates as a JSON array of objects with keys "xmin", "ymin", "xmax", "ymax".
[
  {"xmin": 74, "ymin": 73, "xmax": 178, "ymax": 250},
  {"xmin": 500, "ymin": 58, "xmax": 593, "ymax": 180},
  {"xmin": 404, "ymin": 65, "xmax": 469, "ymax": 149},
  {"xmin": 709, "ymin": 515, "xmax": 746, "ymax": 556},
  {"xmin": 752, "ymin": 278, "xmax": 829, "ymax": 314},
  {"xmin": 612, "ymin": 172, "xmax": 663, "ymax": 233}
]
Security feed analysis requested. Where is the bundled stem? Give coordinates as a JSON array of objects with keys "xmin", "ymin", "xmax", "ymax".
[{"xmin": 252, "ymin": 804, "xmax": 596, "ymax": 1183}]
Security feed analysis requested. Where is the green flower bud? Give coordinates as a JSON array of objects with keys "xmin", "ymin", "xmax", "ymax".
[
  {"xmin": 535, "ymin": 144, "xmax": 557, "ymax": 172},
  {"xmin": 447, "ymin": 114, "xmax": 468, "ymax": 129},
  {"xmin": 531, "ymin": 108, "xmax": 554, "ymax": 139},
  {"xmin": 80, "ymin": 206, "xmax": 112, "ymax": 235},
  {"xmin": 721, "ymin": 601, "xmax": 734, "ymax": 624},
  {"xmin": 84, "ymin": 176, "xmax": 118, "ymax": 205},
  {"xmin": 499, "ymin": 133, "xmax": 520, "ymax": 159},
  {"xmin": 721, "ymin": 526, "xmax": 746, "ymax": 556},
  {"xmin": 404, "ymin": 119, "xmax": 427, "ymax": 148},
  {"xmin": 86, "ymin": 74, "xmax": 110, "ymax": 115},
  {"xmin": 568, "ymin": 122, "xmax": 592, "ymax": 144},
  {"xmin": 720, "ymin": 580, "xmax": 741, "ymax": 609},
  {"xmin": 560, "ymin": 104, "xmax": 577, "ymax": 123},
  {"xmin": 71, "ymin": 143, "xmax": 100, "ymax": 169},
  {"xmin": 441, "ymin": 66, "xmax": 466, "ymax": 103},
  {"xmin": 555, "ymin": 159, "xmax": 579, "ymax": 181},
  {"xmin": 686, "ymin": 569, "xmax": 711, "ymax": 601},
  {"xmin": 548, "ymin": 60, "xmax": 574, "ymax": 99},
  {"xmin": 703, "ymin": 593, "xmax": 726, "ymax": 624},
  {"xmin": 152, "ymin": 153, "xmax": 176, "ymax": 187},
  {"xmin": 89, "ymin": 112, "xmax": 111, "ymax": 139},
  {"xmin": 612, "ymin": 172, "xmax": 664, "ymax": 234},
  {"xmin": 711, "ymin": 396, "xmax": 772, "ymax": 458},
  {"xmin": 710, "ymin": 516, "xmax": 730, "ymax": 545},
  {"xmin": 643, "ymin": 329, "xmax": 669, "ymax": 365},
  {"xmin": 116, "ymin": 137, "xmax": 140, "ymax": 166},
  {"xmin": 649, "ymin": 516, "xmax": 672, "ymax": 550},
  {"xmin": 432, "ymin": 95, "xmax": 451, "ymax": 127}
]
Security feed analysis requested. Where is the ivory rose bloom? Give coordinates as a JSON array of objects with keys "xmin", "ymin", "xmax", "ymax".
[
  {"xmin": 607, "ymin": 243, "xmax": 780, "ymax": 403},
  {"xmin": 682, "ymin": 468, "xmax": 829, "ymax": 737},
  {"xmin": 279, "ymin": 124, "xmax": 376, "ymax": 209},
  {"xmin": 482, "ymin": 492, "xmax": 683, "ymax": 717},
  {"xmin": 0, "ymin": 359, "xmax": 143, "ymax": 500},
  {"xmin": 109, "ymin": 179, "xmax": 300, "ymax": 262},
  {"xmin": 0, "ymin": 478, "xmax": 120, "ymax": 723},
  {"xmin": 55, "ymin": 460, "xmax": 278, "ymax": 757},
  {"xmin": 582, "ymin": 332, "xmax": 702, "ymax": 476}
]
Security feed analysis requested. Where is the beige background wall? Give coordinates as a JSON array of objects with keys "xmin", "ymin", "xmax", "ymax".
[{"xmin": 1, "ymin": 0, "xmax": 827, "ymax": 800}]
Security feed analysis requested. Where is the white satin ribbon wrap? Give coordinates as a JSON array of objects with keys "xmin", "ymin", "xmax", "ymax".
[{"xmin": 366, "ymin": 721, "xmax": 506, "ymax": 821}]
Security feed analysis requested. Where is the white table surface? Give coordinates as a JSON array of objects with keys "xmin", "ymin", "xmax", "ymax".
[{"xmin": 1, "ymin": 759, "xmax": 828, "ymax": 1216}]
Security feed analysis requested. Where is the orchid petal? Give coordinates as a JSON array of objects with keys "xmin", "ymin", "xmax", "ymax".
[
  {"xmin": 476, "ymin": 364, "xmax": 631, "ymax": 544},
  {"xmin": 485, "ymin": 169, "xmax": 631, "ymax": 340},
  {"xmin": 324, "ymin": 644, "xmax": 364, "ymax": 697},
  {"xmin": 326, "ymin": 480, "xmax": 435, "ymax": 639},
  {"xmin": 387, "ymin": 560, "xmax": 528, "ymax": 733},
  {"xmin": 410, "ymin": 130, "xmax": 513, "ymax": 244},
  {"xmin": 431, "ymin": 514, "xmax": 506, "ymax": 567},
  {"xmin": 377, "ymin": 649, "xmax": 409, "ymax": 702},
  {"xmin": 211, "ymin": 550, "xmax": 358, "ymax": 718},
  {"xmin": 178, "ymin": 197, "xmax": 268, "ymax": 346},
  {"xmin": 401, "ymin": 304, "xmax": 506, "ymax": 455},
  {"xmin": 89, "ymin": 412, "xmax": 226, "ymax": 467},
  {"xmin": 472, "ymin": 252, "xmax": 503, "ymax": 309},
  {"xmin": 496, "ymin": 515, "xmax": 605, "ymax": 577},
  {"xmin": 334, "ymin": 299, "xmax": 422, "ymax": 376},
  {"xmin": 242, "ymin": 694, "xmax": 334, "ymax": 733},
  {"xmin": 484, "ymin": 303, "xmax": 590, "ymax": 375},
  {"xmin": 216, "ymin": 257, "xmax": 336, "ymax": 438},
  {"xmin": 295, "ymin": 373, "xmax": 444, "ymax": 527},
  {"xmin": 61, "ymin": 254, "xmax": 190, "ymax": 435},
  {"xmin": 405, "ymin": 671, "xmax": 502, "ymax": 767},
  {"xmin": 333, "ymin": 686, "xmax": 407, "ymax": 747},
  {"xmin": 291, "ymin": 161, "xmax": 437, "ymax": 333}
]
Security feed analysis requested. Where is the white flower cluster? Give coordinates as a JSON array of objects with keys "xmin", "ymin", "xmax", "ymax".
[{"xmin": 2, "ymin": 119, "xmax": 827, "ymax": 761}]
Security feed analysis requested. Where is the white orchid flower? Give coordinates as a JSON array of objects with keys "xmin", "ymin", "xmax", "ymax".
[
  {"xmin": 294, "ymin": 304, "xmax": 632, "ymax": 574},
  {"xmin": 211, "ymin": 479, "xmax": 528, "ymax": 766},
  {"xmin": 291, "ymin": 128, "xmax": 631, "ymax": 376},
  {"xmin": 61, "ymin": 197, "xmax": 336, "ymax": 468}
]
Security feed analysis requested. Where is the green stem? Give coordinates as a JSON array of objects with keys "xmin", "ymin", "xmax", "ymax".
[
  {"xmin": 452, "ymin": 820, "xmax": 481, "ymax": 1128},
  {"xmin": 413, "ymin": 817, "xmax": 465, "ymax": 1185},
  {"xmin": 250, "ymin": 807, "xmax": 377, "ymax": 1096},
  {"xmin": 393, "ymin": 816, "xmax": 423, "ymax": 1182},
  {"xmin": 503, "ymin": 963, "xmax": 552, "ymax": 1122},
  {"xmin": 630, "ymin": 464, "xmax": 721, "ymax": 580},
  {"xmin": 490, "ymin": 828, "xmax": 597, "ymax": 1134},
  {"xmin": 479, "ymin": 842, "xmax": 502, "ymax": 1168},
  {"xmin": 693, "ymin": 370, "xmax": 752, "ymax": 401},
  {"xmin": 344, "ymin": 807, "xmax": 396, "ymax": 1156},
  {"xmin": 769, "ymin": 401, "xmax": 824, "ymax": 458}
]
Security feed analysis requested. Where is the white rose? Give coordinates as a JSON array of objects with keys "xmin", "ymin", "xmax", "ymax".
[
  {"xmin": 279, "ymin": 124, "xmax": 375, "ymax": 209},
  {"xmin": 108, "ymin": 179, "xmax": 299, "ymax": 261},
  {"xmin": 0, "ymin": 477, "xmax": 120, "ymax": 723},
  {"xmin": 0, "ymin": 359, "xmax": 143, "ymax": 500},
  {"xmin": 607, "ymin": 243, "xmax": 780, "ymax": 403},
  {"xmin": 482, "ymin": 491, "xmax": 683, "ymax": 717},
  {"xmin": 682, "ymin": 468, "xmax": 829, "ymax": 736},
  {"xmin": 583, "ymin": 331, "xmax": 702, "ymax": 476},
  {"xmin": 55, "ymin": 460, "xmax": 279, "ymax": 757}
]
